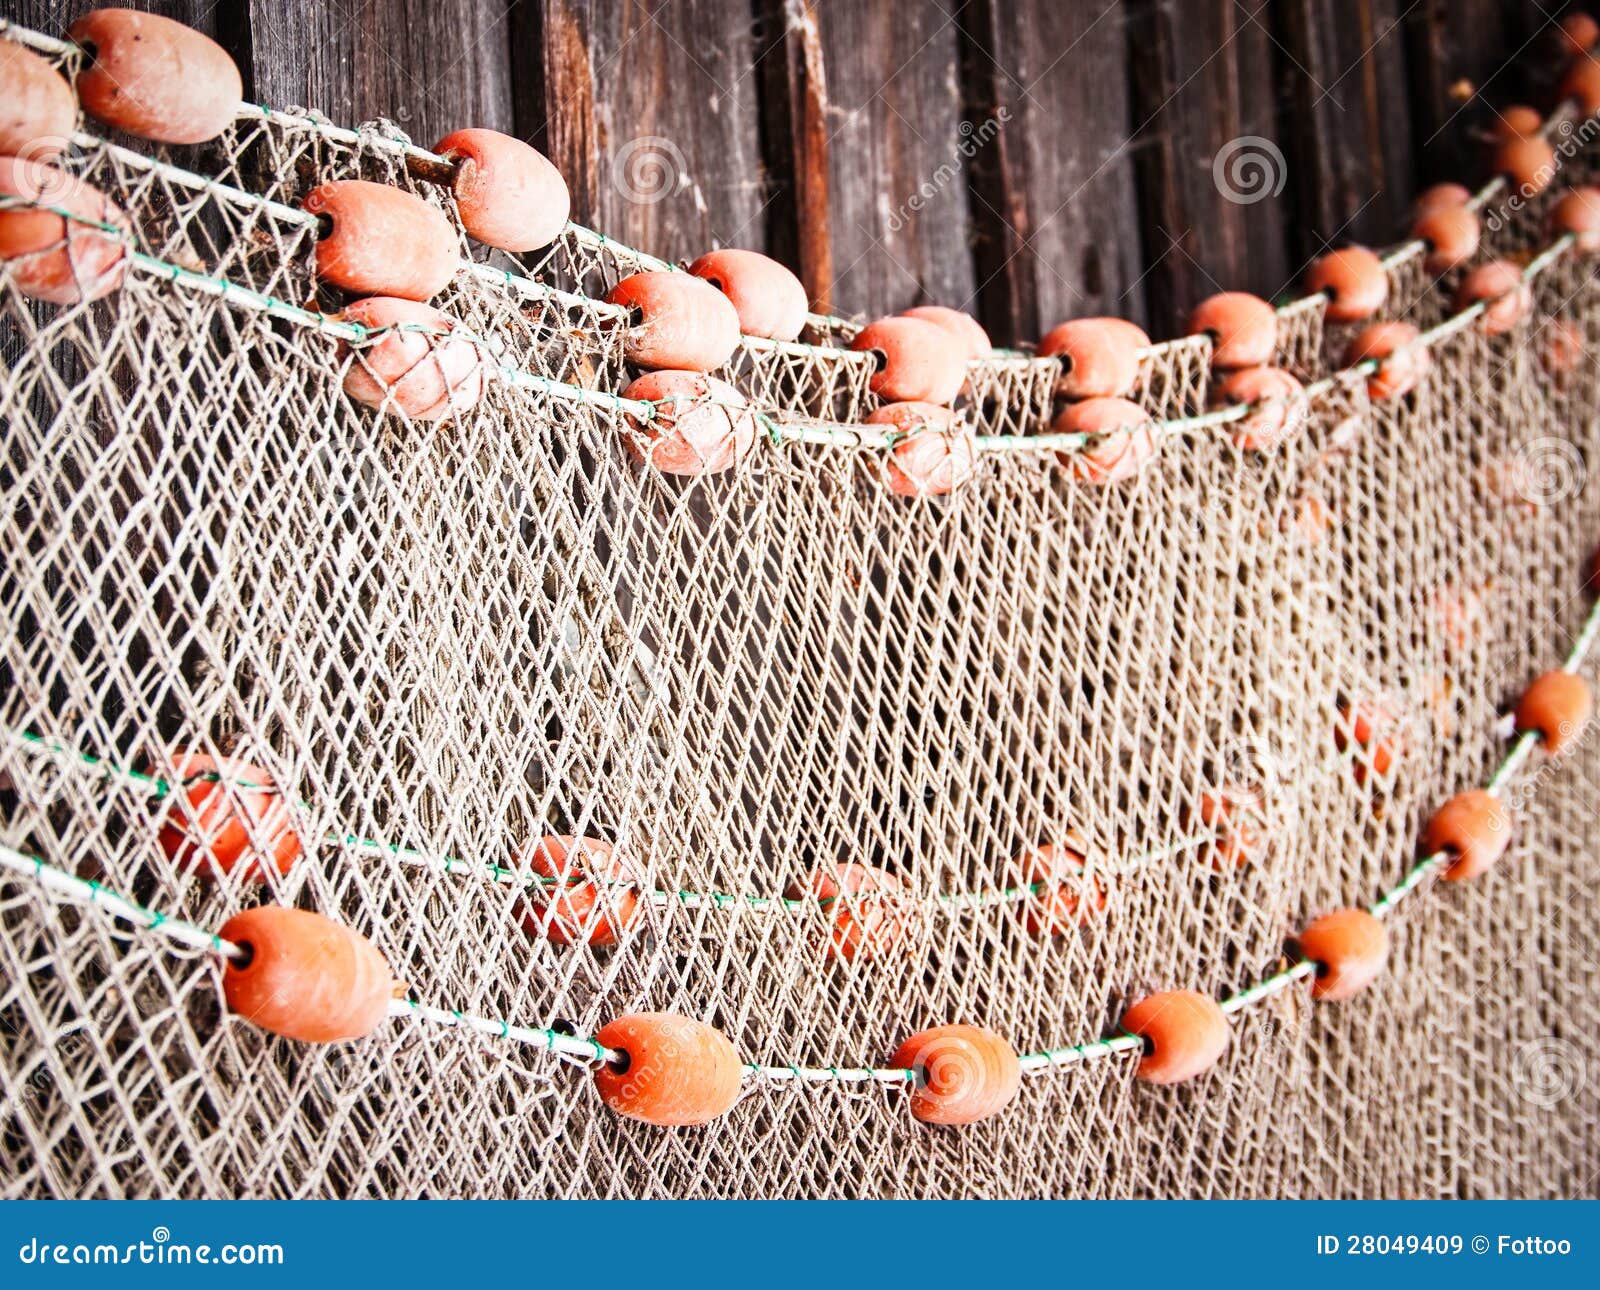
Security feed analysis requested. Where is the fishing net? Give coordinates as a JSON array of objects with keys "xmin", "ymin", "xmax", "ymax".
[{"xmin": 2, "ymin": 40, "xmax": 1598, "ymax": 1200}]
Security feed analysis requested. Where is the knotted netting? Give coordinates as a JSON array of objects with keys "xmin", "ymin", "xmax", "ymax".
[{"xmin": 2, "ymin": 27, "xmax": 1600, "ymax": 1200}]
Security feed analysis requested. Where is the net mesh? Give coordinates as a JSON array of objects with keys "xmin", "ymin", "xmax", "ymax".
[{"xmin": 2, "ymin": 65, "xmax": 1599, "ymax": 1200}]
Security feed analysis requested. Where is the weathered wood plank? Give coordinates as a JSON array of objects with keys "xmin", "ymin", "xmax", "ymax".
[{"xmin": 1403, "ymin": 0, "xmax": 1524, "ymax": 186}]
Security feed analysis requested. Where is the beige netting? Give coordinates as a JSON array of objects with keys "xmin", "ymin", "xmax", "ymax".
[{"xmin": 2, "ymin": 36, "xmax": 1599, "ymax": 1200}]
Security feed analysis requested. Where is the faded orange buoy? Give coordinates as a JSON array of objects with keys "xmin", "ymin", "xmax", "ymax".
[
  {"xmin": 787, "ymin": 862, "xmax": 911, "ymax": 961},
  {"xmin": 689, "ymin": 248, "xmax": 809, "ymax": 342},
  {"xmin": 891, "ymin": 1024, "xmax": 1020, "ymax": 1125},
  {"xmin": 1412, "ymin": 182, "xmax": 1471, "ymax": 218},
  {"xmin": 1344, "ymin": 321, "xmax": 1428, "ymax": 400},
  {"xmin": 1494, "ymin": 135, "xmax": 1557, "ymax": 196},
  {"xmin": 1542, "ymin": 319, "xmax": 1585, "ymax": 378},
  {"xmin": 1287, "ymin": 490, "xmax": 1335, "ymax": 545},
  {"xmin": 1052, "ymin": 396, "xmax": 1158, "ymax": 485},
  {"xmin": 592, "ymin": 1013, "xmax": 742, "ymax": 1126},
  {"xmin": 1305, "ymin": 246, "xmax": 1388, "ymax": 322},
  {"xmin": 340, "ymin": 297, "xmax": 485, "ymax": 421},
  {"xmin": 1012, "ymin": 831, "xmax": 1107, "ymax": 936},
  {"xmin": 1211, "ymin": 365, "xmax": 1306, "ymax": 452},
  {"xmin": 1194, "ymin": 783, "xmax": 1271, "ymax": 870},
  {"xmin": 1561, "ymin": 53, "xmax": 1600, "ymax": 114},
  {"xmin": 608, "ymin": 271, "xmax": 741, "ymax": 372},
  {"xmin": 434, "ymin": 128, "xmax": 569, "ymax": 252},
  {"xmin": 1037, "ymin": 317, "xmax": 1151, "ymax": 399},
  {"xmin": 1335, "ymin": 699, "xmax": 1404, "ymax": 786},
  {"xmin": 620, "ymin": 370, "xmax": 757, "ymax": 476},
  {"xmin": 1296, "ymin": 908, "xmax": 1389, "ymax": 1001},
  {"xmin": 518, "ymin": 834, "xmax": 641, "ymax": 947},
  {"xmin": 1457, "ymin": 260, "xmax": 1532, "ymax": 335},
  {"xmin": 1121, "ymin": 990, "xmax": 1229, "ymax": 1084},
  {"xmin": 0, "ymin": 38, "xmax": 77, "ymax": 158},
  {"xmin": 1422, "ymin": 788, "xmax": 1512, "ymax": 881},
  {"xmin": 1514, "ymin": 670, "xmax": 1593, "ymax": 753},
  {"xmin": 1491, "ymin": 104, "xmax": 1543, "ymax": 142},
  {"xmin": 69, "ymin": 9, "xmax": 242, "ymax": 145},
  {"xmin": 850, "ymin": 316, "xmax": 966, "ymax": 405},
  {"xmin": 219, "ymin": 906, "xmax": 394, "ymax": 1043},
  {"xmin": 153, "ymin": 751, "xmax": 302, "ymax": 882},
  {"xmin": 1560, "ymin": 11, "xmax": 1600, "ymax": 55},
  {"xmin": 0, "ymin": 157, "xmax": 130, "ymax": 305},
  {"xmin": 866, "ymin": 402, "xmax": 977, "ymax": 497},
  {"xmin": 304, "ymin": 181, "xmax": 458, "ymax": 301},
  {"xmin": 899, "ymin": 304, "xmax": 991, "ymax": 358},
  {"xmin": 1185, "ymin": 292, "xmax": 1276, "ymax": 369},
  {"xmin": 1551, "ymin": 185, "xmax": 1600, "ymax": 250},
  {"xmin": 1412, "ymin": 203, "xmax": 1480, "ymax": 274}
]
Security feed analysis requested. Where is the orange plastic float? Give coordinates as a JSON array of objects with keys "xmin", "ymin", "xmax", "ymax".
[
  {"xmin": 1457, "ymin": 260, "xmax": 1532, "ymax": 335},
  {"xmin": 1422, "ymin": 788, "xmax": 1512, "ymax": 881},
  {"xmin": 340, "ymin": 297, "xmax": 485, "ymax": 421},
  {"xmin": 303, "ymin": 181, "xmax": 458, "ymax": 301},
  {"xmin": 1287, "ymin": 490, "xmax": 1335, "ymax": 545},
  {"xmin": 891, "ymin": 1023, "xmax": 1020, "ymax": 1125},
  {"xmin": 607, "ymin": 271, "xmax": 741, "ymax": 372},
  {"xmin": 849, "ymin": 316, "xmax": 966, "ymax": 405},
  {"xmin": 1121, "ymin": 990, "xmax": 1230, "ymax": 1084},
  {"xmin": 1493, "ymin": 135, "xmax": 1557, "ymax": 195},
  {"xmin": 0, "ymin": 157, "xmax": 130, "ymax": 305},
  {"xmin": 786, "ymin": 862, "xmax": 911, "ymax": 961},
  {"xmin": 620, "ymin": 370, "xmax": 757, "ymax": 475},
  {"xmin": 1211, "ymin": 365, "xmax": 1306, "ymax": 452},
  {"xmin": 433, "ymin": 128, "xmax": 569, "ymax": 253},
  {"xmin": 1305, "ymin": 246, "xmax": 1388, "ymax": 322},
  {"xmin": 1185, "ymin": 291, "xmax": 1276, "ymax": 369},
  {"xmin": 0, "ymin": 38, "xmax": 77, "ymax": 158},
  {"xmin": 1513, "ymin": 670, "xmax": 1593, "ymax": 753},
  {"xmin": 1412, "ymin": 203, "xmax": 1480, "ymax": 274},
  {"xmin": 1343, "ymin": 321, "xmax": 1428, "ymax": 400},
  {"xmin": 1491, "ymin": 105, "xmax": 1543, "ymax": 142},
  {"xmin": 219, "ymin": 906, "xmax": 395, "ymax": 1043},
  {"xmin": 1551, "ymin": 185, "xmax": 1600, "ymax": 250},
  {"xmin": 1037, "ymin": 317, "xmax": 1150, "ymax": 399},
  {"xmin": 1412, "ymin": 182, "xmax": 1471, "ymax": 218},
  {"xmin": 1194, "ymin": 783, "xmax": 1271, "ymax": 870},
  {"xmin": 1051, "ymin": 396, "xmax": 1158, "ymax": 485},
  {"xmin": 1560, "ymin": 53, "xmax": 1600, "ymax": 115},
  {"xmin": 1011, "ymin": 831, "xmax": 1107, "ymax": 936},
  {"xmin": 592, "ymin": 1012, "xmax": 742, "ymax": 1126},
  {"xmin": 1542, "ymin": 318, "xmax": 1586, "ymax": 377},
  {"xmin": 518, "ymin": 834, "xmax": 640, "ymax": 947},
  {"xmin": 865, "ymin": 402, "xmax": 977, "ymax": 497},
  {"xmin": 1334, "ymin": 699, "xmax": 1404, "ymax": 786},
  {"xmin": 899, "ymin": 304, "xmax": 991, "ymax": 359},
  {"xmin": 1296, "ymin": 908, "xmax": 1389, "ymax": 1000},
  {"xmin": 153, "ymin": 750, "xmax": 302, "ymax": 881},
  {"xmin": 1560, "ymin": 11, "xmax": 1600, "ymax": 55},
  {"xmin": 688, "ymin": 248, "xmax": 809, "ymax": 342},
  {"xmin": 69, "ymin": 9, "xmax": 242, "ymax": 145}
]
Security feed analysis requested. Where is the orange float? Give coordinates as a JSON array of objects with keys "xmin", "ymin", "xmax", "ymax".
[
  {"xmin": 1305, "ymin": 246, "xmax": 1388, "ymax": 322},
  {"xmin": 0, "ymin": 158, "xmax": 130, "ymax": 306},
  {"xmin": 1012, "ymin": 831, "xmax": 1107, "ymax": 936},
  {"xmin": 1121, "ymin": 990, "xmax": 1230, "ymax": 1084},
  {"xmin": 1560, "ymin": 11, "xmax": 1600, "ymax": 55},
  {"xmin": 1551, "ymin": 186, "xmax": 1600, "ymax": 251},
  {"xmin": 1514, "ymin": 670, "xmax": 1593, "ymax": 753},
  {"xmin": 0, "ymin": 38, "xmax": 77, "ymax": 158},
  {"xmin": 1422, "ymin": 788, "xmax": 1512, "ymax": 881},
  {"xmin": 434, "ymin": 128, "xmax": 570, "ymax": 253},
  {"xmin": 1211, "ymin": 365, "xmax": 1306, "ymax": 452},
  {"xmin": 1457, "ymin": 260, "xmax": 1532, "ymax": 335},
  {"xmin": 1491, "ymin": 105, "xmax": 1543, "ymax": 142},
  {"xmin": 608, "ymin": 271, "xmax": 741, "ymax": 372},
  {"xmin": 1185, "ymin": 292, "xmax": 1276, "ymax": 369},
  {"xmin": 1343, "ymin": 321, "xmax": 1429, "ymax": 400},
  {"xmin": 153, "ymin": 750, "xmax": 302, "ymax": 882},
  {"xmin": 70, "ymin": 9, "xmax": 242, "ymax": 144},
  {"xmin": 1038, "ymin": 317, "xmax": 1151, "ymax": 400},
  {"xmin": 850, "ymin": 316, "xmax": 966, "ymax": 405},
  {"xmin": 219, "ymin": 906, "xmax": 394, "ymax": 1043},
  {"xmin": 891, "ymin": 1023, "xmax": 1020, "ymax": 1125},
  {"xmin": 592, "ymin": 1013, "xmax": 742, "ymax": 1126},
  {"xmin": 1334, "ymin": 699, "xmax": 1404, "ymax": 786},
  {"xmin": 518, "ymin": 834, "xmax": 641, "ymax": 947},
  {"xmin": 340, "ymin": 297, "xmax": 485, "ymax": 421},
  {"xmin": 1412, "ymin": 182, "xmax": 1471, "ymax": 218},
  {"xmin": 1542, "ymin": 318, "xmax": 1586, "ymax": 377},
  {"xmin": 303, "ymin": 180, "xmax": 458, "ymax": 301},
  {"xmin": 1412, "ymin": 203, "xmax": 1480, "ymax": 274},
  {"xmin": 1296, "ymin": 908, "xmax": 1389, "ymax": 1000},
  {"xmin": 786, "ymin": 862, "xmax": 911, "ymax": 961},
  {"xmin": 1494, "ymin": 135, "xmax": 1557, "ymax": 196},
  {"xmin": 689, "ymin": 248, "xmax": 809, "ymax": 342},
  {"xmin": 899, "ymin": 304, "xmax": 991, "ymax": 359},
  {"xmin": 1051, "ymin": 396, "xmax": 1158, "ymax": 485},
  {"xmin": 1194, "ymin": 783, "xmax": 1271, "ymax": 870},
  {"xmin": 1561, "ymin": 53, "xmax": 1600, "ymax": 114},
  {"xmin": 865, "ymin": 402, "xmax": 977, "ymax": 497},
  {"xmin": 621, "ymin": 370, "xmax": 757, "ymax": 475}
]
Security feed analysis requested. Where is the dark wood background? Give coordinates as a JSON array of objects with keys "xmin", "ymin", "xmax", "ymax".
[{"xmin": 8, "ymin": 0, "xmax": 1579, "ymax": 338}]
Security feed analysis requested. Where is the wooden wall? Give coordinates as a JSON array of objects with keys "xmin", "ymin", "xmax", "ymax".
[{"xmin": 11, "ymin": 0, "xmax": 1578, "ymax": 338}]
